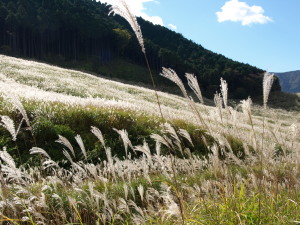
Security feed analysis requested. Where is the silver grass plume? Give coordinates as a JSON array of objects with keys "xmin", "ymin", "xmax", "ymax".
[
  {"xmin": 63, "ymin": 149, "xmax": 74, "ymax": 164},
  {"xmin": 104, "ymin": 147, "xmax": 116, "ymax": 179},
  {"xmin": 29, "ymin": 147, "xmax": 50, "ymax": 159},
  {"xmin": 155, "ymin": 141, "xmax": 161, "ymax": 156},
  {"xmin": 137, "ymin": 184, "xmax": 144, "ymax": 202},
  {"xmin": 113, "ymin": 128, "xmax": 133, "ymax": 157},
  {"xmin": 185, "ymin": 73, "xmax": 204, "ymax": 104},
  {"xmin": 91, "ymin": 126, "xmax": 106, "ymax": 148},
  {"xmin": 0, "ymin": 115, "xmax": 17, "ymax": 141},
  {"xmin": 108, "ymin": 0, "xmax": 145, "ymax": 53},
  {"xmin": 56, "ymin": 135, "xmax": 75, "ymax": 158},
  {"xmin": 160, "ymin": 67, "xmax": 188, "ymax": 98},
  {"xmin": 214, "ymin": 92, "xmax": 223, "ymax": 122},
  {"xmin": 134, "ymin": 140, "xmax": 151, "ymax": 160},
  {"xmin": 3, "ymin": 93, "xmax": 30, "ymax": 128},
  {"xmin": 163, "ymin": 123, "xmax": 183, "ymax": 154},
  {"xmin": 240, "ymin": 97, "xmax": 252, "ymax": 122},
  {"xmin": 0, "ymin": 148, "xmax": 16, "ymax": 168},
  {"xmin": 178, "ymin": 128, "xmax": 194, "ymax": 147},
  {"xmin": 75, "ymin": 134, "xmax": 87, "ymax": 161},
  {"xmin": 42, "ymin": 159, "xmax": 59, "ymax": 169},
  {"xmin": 220, "ymin": 78, "xmax": 228, "ymax": 109},
  {"xmin": 263, "ymin": 72, "xmax": 274, "ymax": 109},
  {"xmin": 150, "ymin": 133, "xmax": 173, "ymax": 151},
  {"xmin": 123, "ymin": 184, "xmax": 129, "ymax": 200}
]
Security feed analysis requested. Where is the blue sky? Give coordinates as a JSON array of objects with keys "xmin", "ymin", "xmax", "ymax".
[{"xmin": 101, "ymin": 0, "xmax": 300, "ymax": 72}]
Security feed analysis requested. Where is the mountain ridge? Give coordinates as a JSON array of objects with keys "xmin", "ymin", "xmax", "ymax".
[
  {"xmin": 274, "ymin": 70, "xmax": 300, "ymax": 93},
  {"xmin": 0, "ymin": 0, "xmax": 280, "ymax": 98}
]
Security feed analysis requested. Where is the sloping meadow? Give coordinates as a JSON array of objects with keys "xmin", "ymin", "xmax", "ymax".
[{"xmin": 0, "ymin": 54, "xmax": 299, "ymax": 224}]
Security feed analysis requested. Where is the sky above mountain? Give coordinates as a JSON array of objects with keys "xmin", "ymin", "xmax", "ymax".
[{"xmin": 99, "ymin": 0, "xmax": 299, "ymax": 73}]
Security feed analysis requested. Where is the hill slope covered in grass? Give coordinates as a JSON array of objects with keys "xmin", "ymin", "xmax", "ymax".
[
  {"xmin": 0, "ymin": 55, "xmax": 299, "ymax": 224},
  {"xmin": 0, "ymin": 0, "xmax": 281, "ymax": 98}
]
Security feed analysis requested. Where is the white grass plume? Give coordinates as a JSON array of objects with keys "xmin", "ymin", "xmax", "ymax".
[
  {"xmin": 178, "ymin": 128, "xmax": 194, "ymax": 147},
  {"xmin": 0, "ymin": 115, "xmax": 17, "ymax": 141},
  {"xmin": 63, "ymin": 149, "xmax": 74, "ymax": 164},
  {"xmin": 214, "ymin": 92, "xmax": 223, "ymax": 123},
  {"xmin": 0, "ymin": 148, "xmax": 16, "ymax": 168},
  {"xmin": 108, "ymin": 0, "xmax": 145, "ymax": 53},
  {"xmin": 91, "ymin": 126, "xmax": 106, "ymax": 148},
  {"xmin": 56, "ymin": 135, "xmax": 75, "ymax": 158},
  {"xmin": 134, "ymin": 140, "xmax": 151, "ymax": 160},
  {"xmin": 75, "ymin": 134, "xmax": 87, "ymax": 161},
  {"xmin": 3, "ymin": 93, "xmax": 30, "ymax": 128},
  {"xmin": 113, "ymin": 128, "xmax": 133, "ymax": 157},
  {"xmin": 186, "ymin": 73, "xmax": 204, "ymax": 104},
  {"xmin": 220, "ymin": 78, "xmax": 228, "ymax": 109},
  {"xmin": 263, "ymin": 72, "xmax": 274, "ymax": 109},
  {"xmin": 240, "ymin": 97, "xmax": 252, "ymax": 122},
  {"xmin": 29, "ymin": 147, "xmax": 50, "ymax": 159},
  {"xmin": 160, "ymin": 67, "xmax": 188, "ymax": 98},
  {"xmin": 137, "ymin": 184, "xmax": 144, "ymax": 202}
]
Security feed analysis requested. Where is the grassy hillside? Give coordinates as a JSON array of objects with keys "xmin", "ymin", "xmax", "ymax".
[{"xmin": 0, "ymin": 55, "xmax": 299, "ymax": 224}]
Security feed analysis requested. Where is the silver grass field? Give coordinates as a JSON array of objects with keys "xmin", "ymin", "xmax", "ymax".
[{"xmin": 0, "ymin": 1, "xmax": 299, "ymax": 224}]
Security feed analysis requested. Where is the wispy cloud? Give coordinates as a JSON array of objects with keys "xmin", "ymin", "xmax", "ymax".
[
  {"xmin": 216, "ymin": 0, "xmax": 272, "ymax": 26},
  {"xmin": 168, "ymin": 24, "xmax": 177, "ymax": 30},
  {"xmin": 99, "ymin": 0, "xmax": 163, "ymax": 25}
]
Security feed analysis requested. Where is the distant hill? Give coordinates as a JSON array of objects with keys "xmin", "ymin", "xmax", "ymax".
[
  {"xmin": 274, "ymin": 71, "xmax": 300, "ymax": 93},
  {"xmin": 0, "ymin": 0, "xmax": 280, "ymax": 98}
]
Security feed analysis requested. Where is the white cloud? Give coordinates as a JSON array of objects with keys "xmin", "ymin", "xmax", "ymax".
[
  {"xmin": 168, "ymin": 24, "xmax": 177, "ymax": 30},
  {"xmin": 216, "ymin": 0, "xmax": 272, "ymax": 26},
  {"xmin": 99, "ymin": 0, "xmax": 163, "ymax": 25}
]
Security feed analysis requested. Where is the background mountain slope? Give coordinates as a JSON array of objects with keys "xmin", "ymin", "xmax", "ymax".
[
  {"xmin": 0, "ymin": 0, "xmax": 280, "ymax": 98},
  {"xmin": 275, "ymin": 70, "xmax": 300, "ymax": 93}
]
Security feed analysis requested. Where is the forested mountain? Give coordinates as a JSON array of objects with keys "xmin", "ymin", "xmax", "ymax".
[
  {"xmin": 0, "ymin": 0, "xmax": 280, "ymax": 98},
  {"xmin": 275, "ymin": 71, "xmax": 300, "ymax": 93}
]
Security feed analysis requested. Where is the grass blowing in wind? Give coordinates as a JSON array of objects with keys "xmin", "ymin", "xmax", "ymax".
[
  {"xmin": 0, "ymin": 0, "xmax": 299, "ymax": 223},
  {"xmin": 108, "ymin": 0, "xmax": 165, "ymax": 122}
]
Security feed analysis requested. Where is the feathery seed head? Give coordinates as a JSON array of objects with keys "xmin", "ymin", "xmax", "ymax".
[
  {"xmin": 160, "ymin": 67, "xmax": 188, "ymax": 98},
  {"xmin": 0, "ymin": 115, "xmax": 17, "ymax": 141},
  {"xmin": 29, "ymin": 147, "xmax": 50, "ymax": 159},
  {"xmin": 3, "ymin": 93, "xmax": 30, "ymax": 127},
  {"xmin": 91, "ymin": 126, "xmax": 106, "ymax": 148},
  {"xmin": 263, "ymin": 72, "xmax": 274, "ymax": 109},
  {"xmin": 75, "ymin": 134, "xmax": 87, "ymax": 160},
  {"xmin": 113, "ymin": 128, "xmax": 133, "ymax": 157},
  {"xmin": 108, "ymin": 0, "xmax": 145, "ymax": 53},
  {"xmin": 0, "ymin": 148, "xmax": 16, "ymax": 168},
  {"xmin": 185, "ymin": 73, "xmax": 204, "ymax": 104},
  {"xmin": 56, "ymin": 135, "xmax": 75, "ymax": 158},
  {"xmin": 220, "ymin": 78, "xmax": 228, "ymax": 108}
]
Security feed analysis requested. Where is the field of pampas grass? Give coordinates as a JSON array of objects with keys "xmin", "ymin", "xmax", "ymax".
[
  {"xmin": 0, "ymin": 1, "xmax": 299, "ymax": 224},
  {"xmin": 0, "ymin": 53, "xmax": 299, "ymax": 224}
]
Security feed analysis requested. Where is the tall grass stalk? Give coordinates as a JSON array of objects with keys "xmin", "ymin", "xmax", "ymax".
[
  {"xmin": 259, "ymin": 71, "xmax": 274, "ymax": 223},
  {"xmin": 109, "ymin": 2, "xmax": 187, "ymax": 223},
  {"xmin": 108, "ymin": 0, "xmax": 165, "ymax": 123}
]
